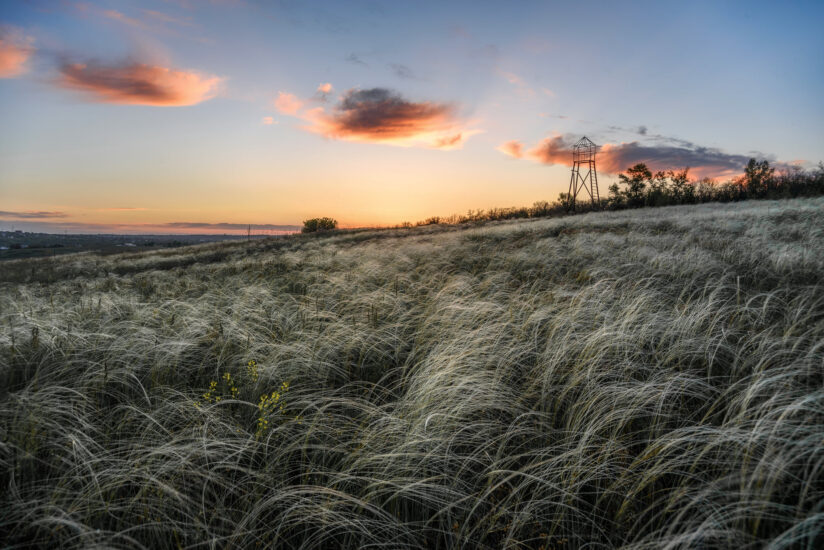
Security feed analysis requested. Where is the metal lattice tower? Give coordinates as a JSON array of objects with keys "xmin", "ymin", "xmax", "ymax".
[{"xmin": 568, "ymin": 136, "xmax": 600, "ymax": 209}]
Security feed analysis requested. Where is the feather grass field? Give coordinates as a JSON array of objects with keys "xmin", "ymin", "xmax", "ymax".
[{"xmin": 1, "ymin": 198, "xmax": 823, "ymax": 549}]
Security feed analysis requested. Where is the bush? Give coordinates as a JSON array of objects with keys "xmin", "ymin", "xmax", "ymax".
[{"xmin": 302, "ymin": 217, "xmax": 338, "ymax": 233}]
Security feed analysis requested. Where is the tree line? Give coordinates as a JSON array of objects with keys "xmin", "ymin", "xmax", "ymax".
[
  {"xmin": 302, "ymin": 158, "xmax": 823, "ymax": 232},
  {"xmin": 603, "ymin": 158, "xmax": 824, "ymax": 209},
  {"xmin": 409, "ymin": 158, "xmax": 824, "ymax": 226}
]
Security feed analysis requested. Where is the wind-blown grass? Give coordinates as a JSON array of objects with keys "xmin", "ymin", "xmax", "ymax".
[{"xmin": 1, "ymin": 198, "xmax": 823, "ymax": 548}]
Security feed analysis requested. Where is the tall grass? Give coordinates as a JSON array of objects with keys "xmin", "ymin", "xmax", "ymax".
[{"xmin": 1, "ymin": 198, "xmax": 823, "ymax": 548}]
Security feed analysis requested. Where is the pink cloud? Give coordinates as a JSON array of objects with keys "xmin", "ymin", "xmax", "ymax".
[
  {"xmin": 497, "ymin": 140, "xmax": 524, "ymax": 159},
  {"xmin": 261, "ymin": 116, "xmax": 276, "ymax": 125},
  {"xmin": 317, "ymin": 82, "xmax": 333, "ymax": 94},
  {"xmin": 56, "ymin": 59, "xmax": 222, "ymax": 106},
  {"xmin": 526, "ymin": 135, "xmax": 570, "ymax": 165},
  {"xmin": 0, "ymin": 26, "xmax": 34, "ymax": 78},
  {"xmin": 274, "ymin": 91, "xmax": 304, "ymax": 115}
]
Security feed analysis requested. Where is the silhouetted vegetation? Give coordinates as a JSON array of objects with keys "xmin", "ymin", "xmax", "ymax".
[
  {"xmin": 302, "ymin": 217, "xmax": 338, "ymax": 233},
  {"xmin": 607, "ymin": 159, "xmax": 824, "ymax": 209},
  {"xmin": 407, "ymin": 159, "xmax": 824, "ymax": 228}
]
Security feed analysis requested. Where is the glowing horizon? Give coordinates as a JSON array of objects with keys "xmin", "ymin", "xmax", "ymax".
[{"xmin": 1, "ymin": 1, "xmax": 822, "ymax": 234}]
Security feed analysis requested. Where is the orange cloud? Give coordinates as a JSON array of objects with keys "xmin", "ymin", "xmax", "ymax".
[
  {"xmin": 526, "ymin": 135, "xmax": 570, "ymax": 165},
  {"xmin": 317, "ymin": 82, "xmax": 333, "ymax": 94},
  {"xmin": 0, "ymin": 26, "xmax": 34, "ymax": 78},
  {"xmin": 299, "ymin": 87, "xmax": 479, "ymax": 149},
  {"xmin": 505, "ymin": 134, "xmax": 761, "ymax": 179},
  {"xmin": 261, "ymin": 116, "xmax": 276, "ymax": 125},
  {"xmin": 56, "ymin": 60, "xmax": 222, "ymax": 106},
  {"xmin": 274, "ymin": 91, "xmax": 303, "ymax": 115},
  {"xmin": 497, "ymin": 140, "xmax": 524, "ymax": 159}
]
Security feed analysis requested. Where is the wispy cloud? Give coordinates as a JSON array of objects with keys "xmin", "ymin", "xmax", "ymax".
[
  {"xmin": 96, "ymin": 207, "xmax": 148, "ymax": 211},
  {"xmin": 293, "ymin": 87, "xmax": 480, "ymax": 149},
  {"xmin": 102, "ymin": 9, "xmax": 145, "ymax": 29},
  {"xmin": 500, "ymin": 70, "xmax": 526, "ymax": 87},
  {"xmin": 140, "ymin": 9, "xmax": 194, "ymax": 27},
  {"xmin": 502, "ymin": 134, "xmax": 767, "ymax": 179},
  {"xmin": 56, "ymin": 59, "xmax": 222, "ymax": 106},
  {"xmin": 498, "ymin": 69, "xmax": 536, "ymax": 98},
  {"xmin": 0, "ymin": 210, "xmax": 67, "ymax": 219},
  {"xmin": 497, "ymin": 140, "xmax": 524, "ymax": 159},
  {"xmin": 0, "ymin": 25, "xmax": 35, "ymax": 78},
  {"xmin": 389, "ymin": 63, "xmax": 415, "ymax": 79},
  {"xmin": 261, "ymin": 116, "xmax": 276, "ymax": 125},
  {"xmin": 88, "ymin": 4, "xmax": 203, "ymax": 41},
  {"xmin": 345, "ymin": 53, "xmax": 368, "ymax": 66}
]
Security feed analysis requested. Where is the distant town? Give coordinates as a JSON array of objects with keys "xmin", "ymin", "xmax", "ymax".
[{"xmin": 0, "ymin": 230, "xmax": 270, "ymax": 261}]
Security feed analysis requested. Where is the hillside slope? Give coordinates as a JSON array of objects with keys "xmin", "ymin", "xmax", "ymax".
[{"xmin": 1, "ymin": 198, "xmax": 823, "ymax": 548}]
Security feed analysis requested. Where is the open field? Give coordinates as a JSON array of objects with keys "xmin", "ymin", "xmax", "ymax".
[{"xmin": 1, "ymin": 198, "xmax": 823, "ymax": 548}]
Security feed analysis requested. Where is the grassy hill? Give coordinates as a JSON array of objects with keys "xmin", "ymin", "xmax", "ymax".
[{"xmin": 1, "ymin": 198, "xmax": 823, "ymax": 548}]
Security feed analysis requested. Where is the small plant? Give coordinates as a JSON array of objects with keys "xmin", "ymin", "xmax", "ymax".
[
  {"xmin": 246, "ymin": 359, "xmax": 259, "ymax": 382},
  {"xmin": 256, "ymin": 381, "xmax": 289, "ymax": 440},
  {"xmin": 199, "ymin": 380, "xmax": 219, "ymax": 406},
  {"xmin": 222, "ymin": 372, "xmax": 239, "ymax": 399},
  {"xmin": 195, "ymin": 371, "xmax": 239, "ymax": 407}
]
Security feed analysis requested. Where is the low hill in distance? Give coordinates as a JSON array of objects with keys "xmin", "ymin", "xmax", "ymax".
[
  {"xmin": 1, "ymin": 198, "xmax": 822, "ymax": 548},
  {"xmin": 0, "ymin": 231, "xmax": 266, "ymax": 262}
]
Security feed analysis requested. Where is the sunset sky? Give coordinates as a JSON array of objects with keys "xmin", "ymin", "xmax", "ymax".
[{"xmin": 1, "ymin": 0, "xmax": 822, "ymax": 234}]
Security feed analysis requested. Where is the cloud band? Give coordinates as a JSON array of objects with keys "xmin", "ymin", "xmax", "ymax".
[{"xmin": 57, "ymin": 59, "xmax": 222, "ymax": 106}]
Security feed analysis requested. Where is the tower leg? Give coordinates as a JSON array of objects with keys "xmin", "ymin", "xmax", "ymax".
[{"xmin": 568, "ymin": 166, "xmax": 577, "ymax": 211}]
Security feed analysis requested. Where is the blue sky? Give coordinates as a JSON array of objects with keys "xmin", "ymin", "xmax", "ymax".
[{"xmin": 1, "ymin": 0, "xmax": 822, "ymax": 233}]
